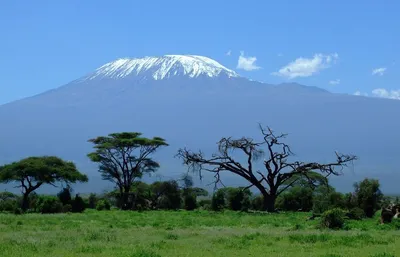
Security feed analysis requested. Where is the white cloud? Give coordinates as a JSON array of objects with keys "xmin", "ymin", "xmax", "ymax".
[
  {"xmin": 277, "ymin": 53, "xmax": 283, "ymax": 57},
  {"xmin": 272, "ymin": 53, "xmax": 339, "ymax": 79},
  {"xmin": 354, "ymin": 91, "xmax": 368, "ymax": 96},
  {"xmin": 329, "ymin": 79, "xmax": 340, "ymax": 85},
  {"xmin": 372, "ymin": 67, "xmax": 386, "ymax": 76},
  {"xmin": 226, "ymin": 50, "xmax": 232, "ymax": 56},
  {"xmin": 371, "ymin": 88, "xmax": 400, "ymax": 100},
  {"xmin": 236, "ymin": 51, "xmax": 261, "ymax": 71}
]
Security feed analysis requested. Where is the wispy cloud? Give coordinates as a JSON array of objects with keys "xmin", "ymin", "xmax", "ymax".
[
  {"xmin": 226, "ymin": 50, "xmax": 232, "ymax": 56},
  {"xmin": 372, "ymin": 67, "xmax": 386, "ymax": 76},
  {"xmin": 354, "ymin": 91, "xmax": 368, "ymax": 96},
  {"xmin": 272, "ymin": 53, "xmax": 339, "ymax": 79},
  {"xmin": 329, "ymin": 79, "xmax": 340, "ymax": 85},
  {"xmin": 371, "ymin": 88, "xmax": 400, "ymax": 100},
  {"xmin": 353, "ymin": 88, "xmax": 400, "ymax": 100},
  {"xmin": 237, "ymin": 51, "xmax": 261, "ymax": 71}
]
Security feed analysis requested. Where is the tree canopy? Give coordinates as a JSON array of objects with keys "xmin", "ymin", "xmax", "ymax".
[
  {"xmin": 0, "ymin": 156, "xmax": 88, "ymax": 210},
  {"xmin": 87, "ymin": 132, "xmax": 168, "ymax": 210}
]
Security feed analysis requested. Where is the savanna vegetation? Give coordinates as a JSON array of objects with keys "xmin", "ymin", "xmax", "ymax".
[{"xmin": 0, "ymin": 126, "xmax": 399, "ymax": 256}]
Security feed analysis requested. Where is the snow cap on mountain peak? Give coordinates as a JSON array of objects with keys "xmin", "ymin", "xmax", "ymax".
[{"xmin": 86, "ymin": 54, "xmax": 239, "ymax": 80}]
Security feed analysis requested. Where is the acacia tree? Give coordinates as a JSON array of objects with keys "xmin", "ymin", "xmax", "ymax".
[
  {"xmin": 176, "ymin": 125, "xmax": 357, "ymax": 212},
  {"xmin": 0, "ymin": 156, "xmax": 88, "ymax": 211},
  {"xmin": 87, "ymin": 132, "xmax": 168, "ymax": 210}
]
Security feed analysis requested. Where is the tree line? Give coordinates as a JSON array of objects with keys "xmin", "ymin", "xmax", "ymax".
[{"xmin": 0, "ymin": 124, "xmax": 398, "ymax": 224}]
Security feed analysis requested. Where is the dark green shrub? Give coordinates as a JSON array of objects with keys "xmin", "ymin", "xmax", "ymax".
[
  {"xmin": 96, "ymin": 199, "xmax": 111, "ymax": 211},
  {"xmin": 223, "ymin": 187, "xmax": 252, "ymax": 211},
  {"xmin": 0, "ymin": 199, "xmax": 18, "ymax": 212},
  {"xmin": 353, "ymin": 178, "xmax": 383, "ymax": 218},
  {"xmin": 88, "ymin": 193, "xmax": 97, "ymax": 209},
  {"xmin": 276, "ymin": 186, "xmax": 313, "ymax": 211},
  {"xmin": 197, "ymin": 199, "xmax": 211, "ymax": 210},
  {"xmin": 151, "ymin": 180, "xmax": 182, "ymax": 210},
  {"xmin": 57, "ymin": 187, "xmax": 72, "ymax": 205},
  {"xmin": 39, "ymin": 197, "xmax": 63, "ymax": 214},
  {"xmin": 312, "ymin": 186, "xmax": 345, "ymax": 215},
  {"xmin": 184, "ymin": 193, "xmax": 197, "ymax": 211},
  {"xmin": 343, "ymin": 192, "xmax": 357, "ymax": 209},
  {"xmin": 320, "ymin": 208, "xmax": 346, "ymax": 229},
  {"xmin": 251, "ymin": 195, "xmax": 264, "ymax": 211},
  {"xmin": 13, "ymin": 207, "xmax": 23, "ymax": 215},
  {"xmin": 346, "ymin": 207, "xmax": 365, "ymax": 220},
  {"xmin": 62, "ymin": 204, "xmax": 72, "ymax": 213},
  {"xmin": 71, "ymin": 194, "xmax": 86, "ymax": 213},
  {"xmin": 211, "ymin": 190, "xmax": 225, "ymax": 211}
]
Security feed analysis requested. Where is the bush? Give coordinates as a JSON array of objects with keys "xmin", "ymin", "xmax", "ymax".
[
  {"xmin": 96, "ymin": 199, "xmax": 111, "ymax": 211},
  {"xmin": 0, "ymin": 192, "xmax": 20, "ymax": 212},
  {"xmin": 88, "ymin": 193, "xmax": 98, "ymax": 209},
  {"xmin": 62, "ymin": 204, "xmax": 72, "ymax": 213},
  {"xmin": 13, "ymin": 207, "xmax": 23, "ymax": 215},
  {"xmin": 0, "ymin": 199, "xmax": 19, "ymax": 212},
  {"xmin": 343, "ymin": 192, "xmax": 357, "ymax": 210},
  {"xmin": 39, "ymin": 197, "xmax": 63, "ymax": 214},
  {"xmin": 353, "ymin": 178, "xmax": 383, "ymax": 218},
  {"xmin": 251, "ymin": 195, "xmax": 264, "ymax": 211},
  {"xmin": 276, "ymin": 186, "xmax": 313, "ymax": 212},
  {"xmin": 312, "ymin": 186, "xmax": 345, "ymax": 215},
  {"xmin": 211, "ymin": 190, "xmax": 225, "ymax": 211},
  {"xmin": 198, "ymin": 199, "xmax": 211, "ymax": 207},
  {"xmin": 320, "ymin": 208, "xmax": 346, "ymax": 229},
  {"xmin": 151, "ymin": 180, "xmax": 182, "ymax": 210},
  {"xmin": 71, "ymin": 194, "xmax": 86, "ymax": 213},
  {"xmin": 346, "ymin": 207, "xmax": 365, "ymax": 220},
  {"xmin": 57, "ymin": 187, "xmax": 72, "ymax": 206},
  {"xmin": 184, "ymin": 193, "xmax": 197, "ymax": 211}
]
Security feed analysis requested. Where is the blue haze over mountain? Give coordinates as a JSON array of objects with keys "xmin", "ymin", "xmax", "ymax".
[{"xmin": 0, "ymin": 55, "xmax": 399, "ymax": 194}]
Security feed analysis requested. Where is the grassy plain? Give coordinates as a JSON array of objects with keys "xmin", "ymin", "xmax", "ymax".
[{"xmin": 0, "ymin": 210, "xmax": 399, "ymax": 257}]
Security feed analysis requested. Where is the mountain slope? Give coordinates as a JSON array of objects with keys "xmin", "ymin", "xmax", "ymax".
[{"xmin": 0, "ymin": 55, "xmax": 399, "ymax": 194}]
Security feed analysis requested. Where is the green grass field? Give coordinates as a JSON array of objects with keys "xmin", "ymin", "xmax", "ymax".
[{"xmin": 0, "ymin": 210, "xmax": 399, "ymax": 257}]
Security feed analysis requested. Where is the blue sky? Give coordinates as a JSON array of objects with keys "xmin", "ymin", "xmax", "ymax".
[{"xmin": 0, "ymin": 0, "xmax": 399, "ymax": 104}]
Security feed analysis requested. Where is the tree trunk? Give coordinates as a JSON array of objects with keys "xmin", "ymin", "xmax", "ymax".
[
  {"xmin": 118, "ymin": 187, "xmax": 125, "ymax": 210},
  {"xmin": 21, "ymin": 193, "xmax": 29, "ymax": 211},
  {"xmin": 121, "ymin": 186, "xmax": 133, "ymax": 210},
  {"xmin": 263, "ymin": 194, "xmax": 277, "ymax": 212}
]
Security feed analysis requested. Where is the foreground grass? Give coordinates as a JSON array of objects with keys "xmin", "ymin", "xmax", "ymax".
[{"xmin": 0, "ymin": 210, "xmax": 399, "ymax": 257}]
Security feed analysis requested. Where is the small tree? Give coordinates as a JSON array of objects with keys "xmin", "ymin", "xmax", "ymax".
[
  {"xmin": 224, "ymin": 187, "xmax": 252, "ymax": 211},
  {"xmin": 71, "ymin": 194, "xmax": 86, "ymax": 213},
  {"xmin": 0, "ymin": 192, "xmax": 19, "ymax": 212},
  {"xmin": 211, "ymin": 190, "xmax": 225, "ymax": 211},
  {"xmin": 312, "ymin": 185, "xmax": 345, "ymax": 215},
  {"xmin": 87, "ymin": 132, "xmax": 168, "ymax": 210},
  {"xmin": 151, "ymin": 180, "xmax": 182, "ymax": 210},
  {"xmin": 57, "ymin": 186, "xmax": 72, "ymax": 206},
  {"xmin": 0, "ymin": 156, "xmax": 88, "ymax": 211},
  {"xmin": 177, "ymin": 125, "xmax": 357, "ymax": 212},
  {"xmin": 353, "ymin": 178, "xmax": 383, "ymax": 218},
  {"xmin": 88, "ymin": 193, "xmax": 98, "ymax": 209},
  {"xmin": 184, "ymin": 193, "xmax": 197, "ymax": 210},
  {"xmin": 131, "ymin": 181, "xmax": 152, "ymax": 210},
  {"xmin": 320, "ymin": 208, "xmax": 346, "ymax": 229},
  {"xmin": 276, "ymin": 186, "xmax": 314, "ymax": 211}
]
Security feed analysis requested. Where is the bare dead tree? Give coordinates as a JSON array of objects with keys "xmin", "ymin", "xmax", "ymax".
[{"xmin": 176, "ymin": 124, "xmax": 357, "ymax": 212}]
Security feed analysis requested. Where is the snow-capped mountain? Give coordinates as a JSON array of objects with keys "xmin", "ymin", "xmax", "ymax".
[
  {"xmin": 0, "ymin": 54, "xmax": 399, "ymax": 194},
  {"xmin": 83, "ymin": 55, "xmax": 239, "ymax": 81}
]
